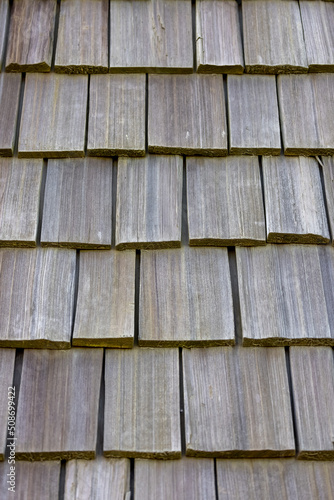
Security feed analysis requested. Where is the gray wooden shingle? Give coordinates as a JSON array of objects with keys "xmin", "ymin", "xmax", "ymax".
[
  {"xmin": 0, "ymin": 0, "xmax": 9, "ymax": 70},
  {"xmin": 263, "ymin": 156, "xmax": 330, "ymax": 244},
  {"xmin": 88, "ymin": 74, "xmax": 145, "ymax": 157},
  {"xmin": 139, "ymin": 246, "xmax": 234, "ymax": 346},
  {"xmin": 322, "ymin": 156, "xmax": 334, "ymax": 243},
  {"xmin": 41, "ymin": 158, "xmax": 112, "ymax": 249},
  {"xmin": 104, "ymin": 348, "xmax": 181, "ymax": 458},
  {"xmin": 0, "ymin": 349, "xmax": 16, "ymax": 460},
  {"xmin": 227, "ymin": 75, "xmax": 281, "ymax": 154},
  {"xmin": 18, "ymin": 73, "xmax": 88, "ymax": 158},
  {"xmin": 16, "ymin": 348, "xmax": 103, "ymax": 460},
  {"xmin": 0, "ymin": 73, "xmax": 21, "ymax": 156},
  {"xmin": 183, "ymin": 346, "xmax": 295, "ymax": 457},
  {"xmin": 148, "ymin": 75, "xmax": 228, "ymax": 156},
  {"xmin": 187, "ymin": 156, "xmax": 266, "ymax": 246}
]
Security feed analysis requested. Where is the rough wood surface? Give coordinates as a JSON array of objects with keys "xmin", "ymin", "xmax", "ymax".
[
  {"xmin": 300, "ymin": 1, "xmax": 334, "ymax": 72},
  {"xmin": 148, "ymin": 75, "xmax": 228, "ymax": 156},
  {"xmin": 88, "ymin": 74, "xmax": 145, "ymax": 156},
  {"xmin": 183, "ymin": 346, "xmax": 295, "ymax": 458},
  {"xmin": 41, "ymin": 158, "xmax": 112, "ymax": 249},
  {"xmin": 0, "ymin": 349, "xmax": 15, "ymax": 460},
  {"xmin": 321, "ymin": 156, "xmax": 334, "ymax": 244},
  {"xmin": 196, "ymin": 0, "xmax": 243, "ymax": 74},
  {"xmin": 278, "ymin": 74, "xmax": 334, "ymax": 155},
  {"xmin": 109, "ymin": 0, "xmax": 192, "ymax": 72},
  {"xmin": 242, "ymin": 0, "xmax": 308, "ymax": 74},
  {"xmin": 135, "ymin": 458, "xmax": 216, "ymax": 500},
  {"xmin": 263, "ymin": 156, "xmax": 330, "ymax": 244},
  {"xmin": 0, "ymin": 0, "xmax": 9, "ymax": 70},
  {"xmin": 236, "ymin": 245, "xmax": 334, "ymax": 346},
  {"xmin": 73, "ymin": 250, "xmax": 135, "ymax": 347},
  {"xmin": 116, "ymin": 155, "xmax": 182, "ymax": 250},
  {"xmin": 64, "ymin": 458, "xmax": 130, "ymax": 500},
  {"xmin": 55, "ymin": 0, "xmax": 108, "ymax": 74},
  {"xmin": 227, "ymin": 75, "xmax": 281, "ymax": 155},
  {"xmin": 6, "ymin": 0, "xmax": 56, "ymax": 72},
  {"xmin": 187, "ymin": 156, "xmax": 266, "ymax": 246},
  {"xmin": 0, "ymin": 158, "xmax": 43, "ymax": 247},
  {"xmin": 0, "ymin": 73, "xmax": 21, "ymax": 156},
  {"xmin": 18, "ymin": 73, "xmax": 88, "ymax": 158},
  {"xmin": 16, "ymin": 348, "xmax": 103, "ymax": 460},
  {"xmin": 104, "ymin": 348, "xmax": 181, "ymax": 458},
  {"xmin": 290, "ymin": 347, "xmax": 334, "ymax": 460},
  {"xmin": 139, "ymin": 247, "xmax": 234, "ymax": 346},
  {"xmin": 0, "ymin": 248, "xmax": 76, "ymax": 348}
]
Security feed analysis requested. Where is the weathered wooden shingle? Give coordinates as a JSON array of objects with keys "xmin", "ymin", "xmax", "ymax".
[
  {"xmin": 104, "ymin": 348, "xmax": 181, "ymax": 458},
  {"xmin": 18, "ymin": 73, "xmax": 88, "ymax": 158},
  {"xmin": 88, "ymin": 74, "xmax": 145, "ymax": 157},
  {"xmin": 16, "ymin": 348, "xmax": 103, "ymax": 460},
  {"xmin": 0, "ymin": 349, "xmax": 15, "ymax": 460},
  {"xmin": 41, "ymin": 158, "xmax": 112, "ymax": 249},
  {"xmin": 6, "ymin": 0, "xmax": 56, "ymax": 72},
  {"xmin": 227, "ymin": 75, "xmax": 281, "ymax": 155},
  {"xmin": 242, "ymin": 0, "xmax": 307, "ymax": 74},
  {"xmin": 183, "ymin": 346, "xmax": 295, "ymax": 457},
  {"xmin": 278, "ymin": 74, "xmax": 334, "ymax": 155},
  {"xmin": 322, "ymin": 156, "xmax": 334, "ymax": 243},
  {"xmin": 0, "ymin": 158, "xmax": 43, "ymax": 247},
  {"xmin": 73, "ymin": 250, "xmax": 135, "ymax": 347},
  {"xmin": 55, "ymin": 0, "xmax": 108, "ymax": 74},
  {"xmin": 139, "ymin": 247, "xmax": 234, "ymax": 346},
  {"xmin": 0, "ymin": 73, "xmax": 21, "ymax": 156},
  {"xmin": 0, "ymin": 0, "xmax": 9, "ymax": 70},
  {"xmin": 196, "ymin": 0, "xmax": 243, "ymax": 74},
  {"xmin": 263, "ymin": 156, "xmax": 330, "ymax": 244},
  {"xmin": 187, "ymin": 156, "xmax": 266, "ymax": 246},
  {"xmin": 148, "ymin": 75, "xmax": 228, "ymax": 156},
  {"xmin": 109, "ymin": 0, "xmax": 192, "ymax": 72},
  {"xmin": 116, "ymin": 155, "xmax": 182, "ymax": 250},
  {"xmin": 0, "ymin": 248, "xmax": 76, "ymax": 348},
  {"xmin": 290, "ymin": 347, "xmax": 334, "ymax": 460}
]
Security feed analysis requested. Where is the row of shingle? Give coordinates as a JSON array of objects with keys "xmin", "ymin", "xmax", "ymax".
[{"xmin": 0, "ymin": 0, "xmax": 333, "ymax": 74}]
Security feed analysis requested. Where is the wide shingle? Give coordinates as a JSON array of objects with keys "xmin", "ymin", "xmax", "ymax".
[
  {"xmin": 0, "ymin": 73, "xmax": 21, "ymax": 156},
  {"xmin": 0, "ymin": 349, "xmax": 15, "ymax": 460}
]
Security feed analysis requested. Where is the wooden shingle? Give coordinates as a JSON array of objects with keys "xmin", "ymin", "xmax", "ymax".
[
  {"xmin": 0, "ymin": 0, "xmax": 9, "ymax": 70},
  {"xmin": 18, "ymin": 73, "xmax": 88, "ymax": 158},
  {"xmin": 6, "ymin": 0, "xmax": 56, "ymax": 72},
  {"xmin": 183, "ymin": 346, "xmax": 295, "ymax": 457},
  {"xmin": 0, "ymin": 158, "xmax": 43, "ymax": 247},
  {"xmin": 139, "ymin": 247, "xmax": 234, "ymax": 346},
  {"xmin": 16, "ymin": 348, "xmax": 103, "ymax": 460},
  {"xmin": 0, "ymin": 73, "xmax": 21, "ymax": 156},
  {"xmin": 88, "ymin": 74, "xmax": 145, "ymax": 157},
  {"xmin": 322, "ymin": 156, "xmax": 334, "ymax": 243},
  {"xmin": 104, "ymin": 348, "xmax": 181, "ymax": 458},
  {"xmin": 187, "ymin": 156, "xmax": 266, "ymax": 246},
  {"xmin": 41, "ymin": 158, "xmax": 112, "ymax": 249},
  {"xmin": 148, "ymin": 75, "xmax": 228, "ymax": 156},
  {"xmin": 0, "ymin": 349, "xmax": 15, "ymax": 460}
]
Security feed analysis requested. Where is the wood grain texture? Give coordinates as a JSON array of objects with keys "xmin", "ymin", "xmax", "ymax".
[
  {"xmin": 300, "ymin": 1, "xmax": 334, "ymax": 72},
  {"xmin": 41, "ymin": 158, "xmax": 112, "ymax": 249},
  {"xmin": 109, "ymin": 0, "xmax": 192, "ymax": 73},
  {"xmin": 216, "ymin": 459, "xmax": 334, "ymax": 499},
  {"xmin": 148, "ymin": 75, "xmax": 228, "ymax": 156},
  {"xmin": 263, "ymin": 156, "xmax": 330, "ymax": 244},
  {"xmin": 73, "ymin": 250, "xmax": 135, "ymax": 347},
  {"xmin": 196, "ymin": 0, "xmax": 243, "ymax": 74},
  {"xmin": 64, "ymin": 458, "xmax": 130, "ymax": 500},
  {"xmin": 139, "ymin": 247, "xmax": 234, "ymax": 346},
  {"xmin": 0, "ymin": 73, "xmax": 21, "ymax": 156},
  {"xmin": 183, "ymin": 346, "xmax": 295, "ymax": 458},
  {"xmin": 236, "ymin": 245, "xmax": 334, "ymax": 346},
  {"xmin": 16, "ymin": 348, "xmax": 103, "ymax": 460},
  {"xmin": 0, "ymin": 0, "xmax": 9, "ymax": 71},
  {"xmin": 278, "ymin": 74, "xmax": 334, "ymax": 155},
  {"xmin": 242, "ymin": 0, "xmax": 307, "ymax": 74},
  {"xmin": 18, "ymin": 73, "xmax": 88, "ymax": 158},
  {"xmin": 290, "ymin": 347, "xmax": 334, "ymax": 460},
  {"xmin": 321, "ymin": 156, "xmax": 334, "ymax": 244},
  {"xmin": 104, "ymin": 348, "xmax": 181, "ymax": 458},
  {"xmin": 55, "ymin": 0, "xmax": 108, "ymax": 74},
  {"xmin": 227, "ymin": 75, "xmax": 281, "ymax": 154},
  {"xmin": 0, "ymin": 349, "xmax": 15, "ymax": 460},
  {"xmin": 187, "ymin": 156, "xmax": 266, "ymax": 246},
  {"xmin": 116, "ymin": 155, "xmax": 182, "ymax": 250},
  {"xmin": 88, "ymin": 74, "xmax": 145, "ymax": 157},
  {"xmin": 6, "ymin": 0, "xmax": 56, "ymax": 72},
  {"xmin": 135, "ymin": 458, "xmax": 216, "ymax": 500},
  {"xmin": 0, "ymin": 158, "xmax": 43, "ymax": 247},
  {"xmin": 0, "ymin": 248, "xmax": 76, "ymax": 348}
]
